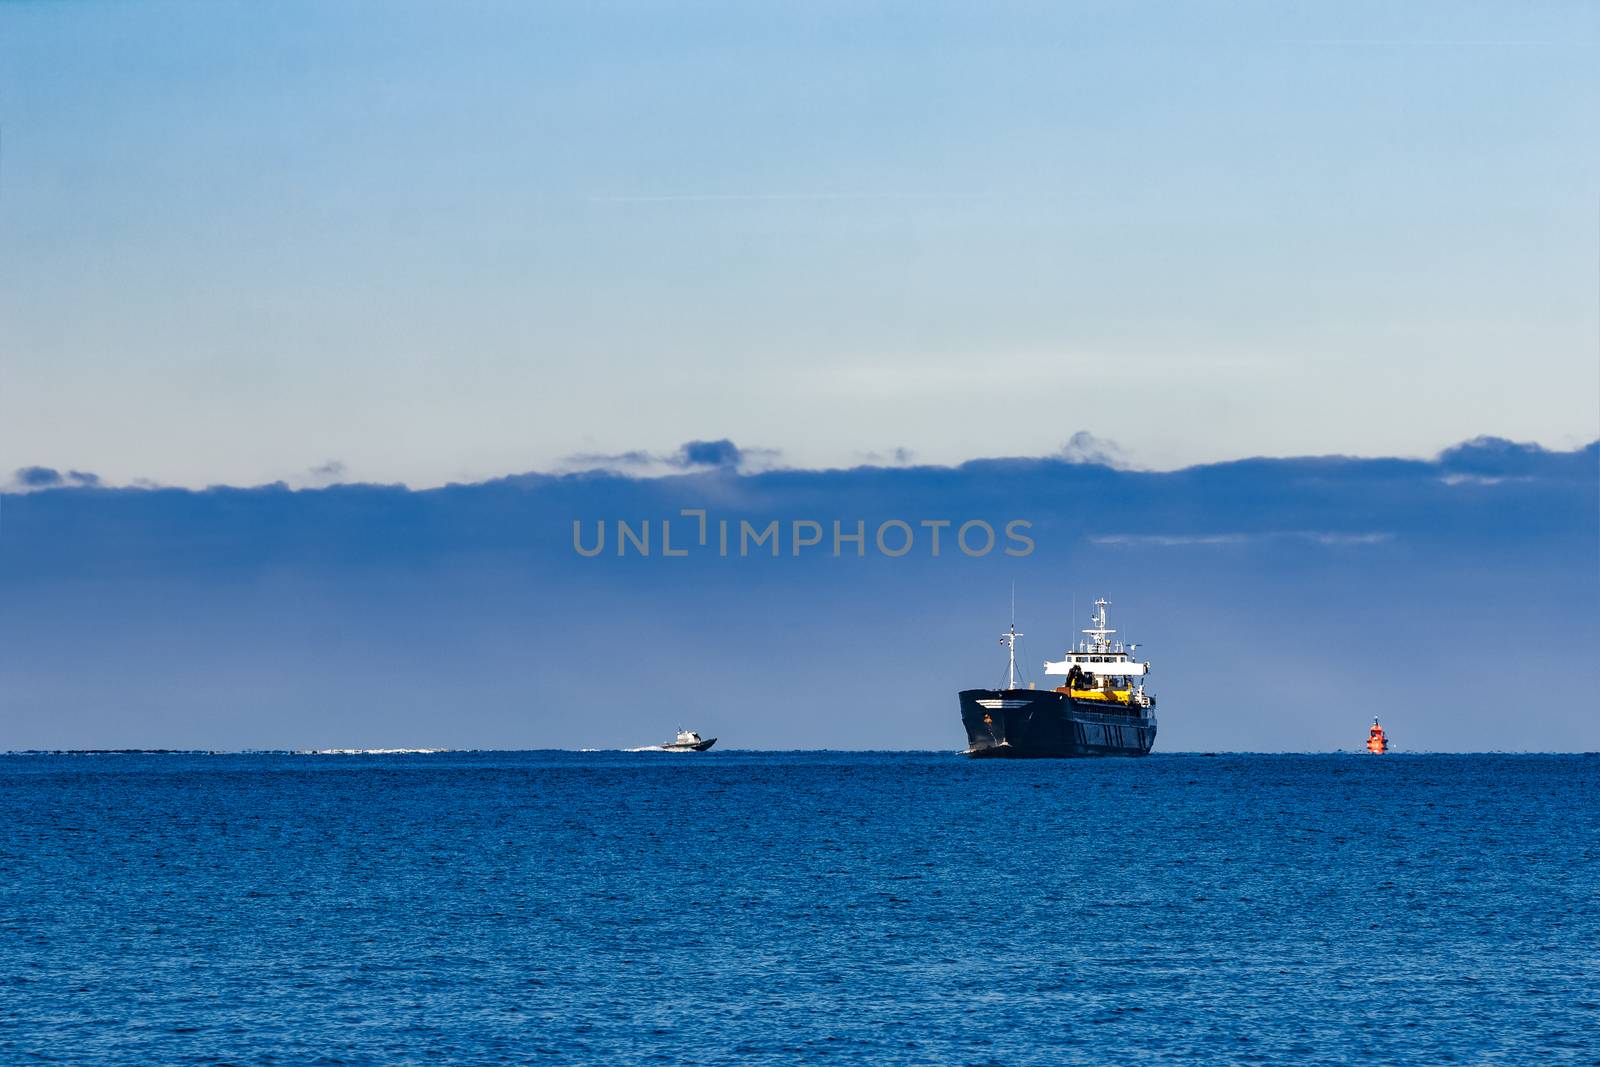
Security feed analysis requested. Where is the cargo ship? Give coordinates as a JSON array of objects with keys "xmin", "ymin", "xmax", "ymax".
[{"xmin": 959, "ymin": 598, "xmax": 1157, "ymax": 758}]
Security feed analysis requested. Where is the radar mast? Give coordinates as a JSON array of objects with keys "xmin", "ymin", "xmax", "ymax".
[{"xmin": 1083, "ymin": 597, "xmax": 1116, "ymax": 653}]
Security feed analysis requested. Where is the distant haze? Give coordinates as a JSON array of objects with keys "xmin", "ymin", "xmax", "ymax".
[{"xmin": 2, "ymin": 437, "xmax": 1595, "ymax": 752}]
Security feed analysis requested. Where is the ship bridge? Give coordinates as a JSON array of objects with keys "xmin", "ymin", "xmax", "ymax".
[{"xmin": 1043, "ymin": 598, "xmax": 1151, "ymax": 678}]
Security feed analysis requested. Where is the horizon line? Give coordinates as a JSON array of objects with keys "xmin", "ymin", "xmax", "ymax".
[{"xmin": 5, "ymin": 748, "xmax": 1595, "ymax": 757}]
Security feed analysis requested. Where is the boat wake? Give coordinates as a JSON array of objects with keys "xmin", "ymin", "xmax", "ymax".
[{"xmin": 294, "ymin": 748, "xmax": 448, "ymax": 756}]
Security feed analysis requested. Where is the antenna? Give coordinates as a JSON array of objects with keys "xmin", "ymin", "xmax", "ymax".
[{"xmin": 999, "ymin": 586, "xmax": 1023, "ymax": 691}]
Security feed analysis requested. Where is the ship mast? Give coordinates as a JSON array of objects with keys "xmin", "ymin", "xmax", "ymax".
[
  {"xmin": 996, "ymin": 584, "xmax": 1024, "ymax": 690},
  {"xmin": 1083, "ymin": 597, "xmax": 1115, "ymax": 653},
  {"xmin": 1000, "ymin": 623, "xmax": 1023, "ymax": 690}
]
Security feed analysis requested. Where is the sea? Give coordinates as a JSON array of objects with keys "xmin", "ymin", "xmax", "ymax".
[{"xmin": 1, "ymin": 752, "xmax": 1595, "ymax": 1065}]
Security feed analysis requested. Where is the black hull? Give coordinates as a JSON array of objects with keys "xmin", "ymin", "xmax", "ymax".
[{"xmin": 959, "ymin": 689, "xmax": 1156, "ymax": 758}]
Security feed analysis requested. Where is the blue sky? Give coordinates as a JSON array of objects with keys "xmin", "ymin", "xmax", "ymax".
[
  {"xmin": 2, "ymin": 1, "xmax": 1597, "ymax": 486},
  {"xmin": 0, "ymin": 4, "xmax": 1595, "ymax": 751}
]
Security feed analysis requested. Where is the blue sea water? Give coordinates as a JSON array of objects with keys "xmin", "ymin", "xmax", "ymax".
[{"xmin": 1, "ymin": 752, "xmax": 1596, "ymax": 1065}]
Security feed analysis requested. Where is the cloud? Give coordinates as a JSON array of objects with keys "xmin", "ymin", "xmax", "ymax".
[
  {"xmin": 1091, "ymin": 533, "xmax": 1251, "ymax": 547},
  {"xmin": 560, "ymin": 449, "xmax": 656, "ymax": 472},
  {"xmin": 1302, "ymin": 531, "xmax": 1392, "ymax": 546},
  {"xmin": 677, "ymin": 440, "xmax": 741, "ymax": 468},
  {"xmin": 557, "ymin": 440, "xmax": 780, "ymax": 476},
  {"xmin": 15, "ymin": 466, "xmax": 63, "ymax": 488},
  {"xmin": 0, "ymin": 434, "xmax": 1592, "ymax": 751},
  {"xmin": 1440, "ymin": 473, "xmax": 1510, "ymax": 486},
  {"xmin": 1058, "ymin": 432, "xmax": 1124, "ymax": 467},
  {"xmin": 1437, "ymin": 436, "xmax": 1597, "ymax": 480},
  {"xmin": 586, "ymin": 192, "xmax": 985, "ymax": 204},
  {"xmin": 1091, "ymin": 531, "xmax": 1393, "ymax": 548},
  {"xmin": 8, "ymin": 467, "xmax": 100, "ymax": 490},
  {"xmin": 308, "ymin": 461, "xmax": 347, "ymax": 484},
  {"xmin": 855, "ymin": 447, "xmax": 916, "ymax": 467}
]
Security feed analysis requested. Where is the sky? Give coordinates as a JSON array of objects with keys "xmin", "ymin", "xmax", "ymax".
[
  {"xmin": 0, "ymin": 3, "xmax": 1595, "ymax": 752},
  {"xmin": 2, "ymin": 1, "xmax": 1597, "ymax": 487},
  {"xmin": 2, "ymin": 437, "xmax": 1595, "ymax": 752}
]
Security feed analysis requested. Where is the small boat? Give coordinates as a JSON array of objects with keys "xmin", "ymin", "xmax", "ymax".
[
  {"xmin": 659, "ymin": 729, "xmax": 716, "ymax": 752},
  {"xmin": 1366, "ymin": 718, "xmax": 1389, "ymax": 754}
]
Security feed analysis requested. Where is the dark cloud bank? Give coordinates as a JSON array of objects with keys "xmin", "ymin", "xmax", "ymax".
[{"xmin": 2, "ymin": 437, "xmax": 1595, "ymax": 752}]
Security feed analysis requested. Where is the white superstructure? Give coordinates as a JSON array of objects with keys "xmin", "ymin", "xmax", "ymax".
[{"xmin": 1043, "ymin": 599, "xmax": 1151, "ymax": 698}]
